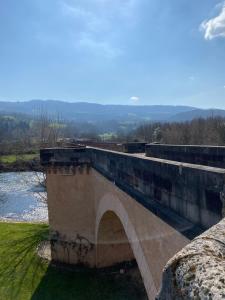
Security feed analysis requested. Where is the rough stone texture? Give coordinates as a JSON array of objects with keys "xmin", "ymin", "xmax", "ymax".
[
  {"xmin": 157, "ymin": 218, "xmax": 225, "ymax": 300},
  {"xmin": 146, "ymin": 144, "xmax": 225, "ymax": 169}
]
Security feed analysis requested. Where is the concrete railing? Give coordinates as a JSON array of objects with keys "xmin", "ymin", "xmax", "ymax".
[
  {"xmin": 40, "ymin": 147, "xmax": 225, "ymax": 231},
  {"xmin": 146, "ymin": 144, "xmax": 225, "ymax": 169},
  {"xmin": 90, "ymin": 147, "xmax": 225, "ymax": 230},
  {"xmin": 157, "ymin": 217, "xmax": 225, "ymax": 299},
  {"xmin": 40, "ymin": 147, "xmax": 90, "ymax": 167}
]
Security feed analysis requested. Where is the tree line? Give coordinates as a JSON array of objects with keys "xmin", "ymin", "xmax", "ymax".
[
  {"xmin": 1, "ymin": 113, "xmax": 225, "ymax": 156},
  {"xmin": 0, "ymin": 112, "xmax": 100, "ymax": 155},
  {"xmin": 130, "ymin": 117, "xmax": 225, "ymax": 145}
]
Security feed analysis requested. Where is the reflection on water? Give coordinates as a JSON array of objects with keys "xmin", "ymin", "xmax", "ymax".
[{"xmin": 0, "ymin": 172, "xmax": 48, "ymax": 222}]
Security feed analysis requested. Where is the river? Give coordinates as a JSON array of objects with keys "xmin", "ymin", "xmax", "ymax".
[{"xmin": 0, "ymin": 172, "xmax": 48, "ymax": 222}]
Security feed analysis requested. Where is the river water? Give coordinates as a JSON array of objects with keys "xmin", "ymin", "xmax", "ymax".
[{"xmin": 0, "ymin": 172, "xmax": 48, "ymax": 222}]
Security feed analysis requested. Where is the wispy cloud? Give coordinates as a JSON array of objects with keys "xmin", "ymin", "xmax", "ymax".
[
  {"xmin": 200, "ymin": 2, "xmax": 225, "ymax": 40},
  {"xmin": 77, "ymin": 34, "xmax": 123, "ymax": 58},
  {"xmin": 59, "ymin": 0, "xmax": 140, "ymax": 58}
]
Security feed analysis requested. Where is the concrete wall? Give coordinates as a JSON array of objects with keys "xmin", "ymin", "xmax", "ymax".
[
  {"xmin": 84, "ymin": 142, "xmax": 146, "ymax": 153},
  {"xmin": 90, "ymin": 148, "xmax": 225, "ymax": 230},
  {"xmin": 122, "ymin": 142, "xmax": 146, "ymax": 153},
  {"xmin": 146, "ymin": 144, "xmax": 225, "ymax": 168},
  {"xmin": 41, "ymin": 147, "xmax": 90, "ymax": 167},
  {"xmin": 41, "ymin": 147, "xmax": 225, "ymax": 230}
]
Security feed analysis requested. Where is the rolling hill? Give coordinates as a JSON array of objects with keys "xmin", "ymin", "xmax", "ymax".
[{"xmin": 0, "ymin": 100, "xmax": 224, "ymax": 123}]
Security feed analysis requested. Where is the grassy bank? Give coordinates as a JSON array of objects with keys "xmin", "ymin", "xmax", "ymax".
[
  {"xmin": 0, "ymin": 153, "xmax": 38, "ymax": 164},
  {"xmin": 0, "ymin": 153, "xmax": 40, "ymax": 172},
  {"xmin": 0, "ymin": 222, "xmax": 146, "ymax": 300}
]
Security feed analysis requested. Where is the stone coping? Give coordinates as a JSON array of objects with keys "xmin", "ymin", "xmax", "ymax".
[
  {"xmin": 89, "ymin": 147, "xmax": 225, "ymax": 174},
  {"xmin": 40, "ymin": 146, "xmax": 225, "ymax": 174},
  {"xmin": 146, "ymin": 144, "xmax": 225, "ymax": 149},
  {"xmin": 157, "ymin": 217, "xmax": 225, "ymax": 299}
]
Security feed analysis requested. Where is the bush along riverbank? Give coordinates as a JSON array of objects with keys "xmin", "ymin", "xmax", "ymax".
[
  {"xmin": 0, "ymin": 222, "xmax": 147, "ymax": 300},
  {"xmin": 0, "ymin": 153, "xmax": 41, "ymax": 172}
]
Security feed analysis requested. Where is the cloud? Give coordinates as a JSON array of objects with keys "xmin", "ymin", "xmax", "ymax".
[
  {"xmin": 200, "ymin": 2, "xmax": 225, "ymax": 40},
  {"xmin": 130, "ymin": 96, "xmax": 140, "ymax": 104},
  {"xmin": 77, "ymin": 34, "xmax": 123, "ymax": 58},
  {"xmin": 59, "ymin": 0, "xmax": 140, "ymax": 58}
]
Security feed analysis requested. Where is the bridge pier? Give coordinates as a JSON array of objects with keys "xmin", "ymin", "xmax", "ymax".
[{"xmin": 46, "ymin": 164, "xmax": 96, "ymax": 267}]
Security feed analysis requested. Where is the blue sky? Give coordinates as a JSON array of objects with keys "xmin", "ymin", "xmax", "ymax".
[{"xmin": 0, "ymin": 0, "xmax": 225, "ymax": 108}]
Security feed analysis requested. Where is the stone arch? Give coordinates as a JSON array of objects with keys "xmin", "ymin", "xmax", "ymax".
[
  {"xmin": 96, "ymin": 210, "xmax": 135, "ymax": 267},
  {"xmin": 95, "ymin": 193, "xmax": 158, "ymax": 299}
]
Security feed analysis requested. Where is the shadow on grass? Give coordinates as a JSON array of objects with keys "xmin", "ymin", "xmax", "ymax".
[
  {"xmin": 0, "ymin": 223, "xmax": 49, "ymax": 300},
  {"xmin": 0, "ymin": 223, "xmax": 147, "ymax": 300},
  {"xmin": 31, "ymin": 262, "xmax": 147, "ymax": 300}
]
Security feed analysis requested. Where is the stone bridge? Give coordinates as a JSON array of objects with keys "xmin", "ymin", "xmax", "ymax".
[{"xmin": 40, "ymin": 144, "xmax": 225, "ymax": 299}]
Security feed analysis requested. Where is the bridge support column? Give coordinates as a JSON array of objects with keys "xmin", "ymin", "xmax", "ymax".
[{"xmin": 46, "ymin": 164, "xmax": 97, "ymax": 267}]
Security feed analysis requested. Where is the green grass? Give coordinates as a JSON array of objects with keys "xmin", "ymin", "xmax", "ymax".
[
  {"xmin": 0, "ymin": 153, "xmax": 38, "ymax": 164},
  {"xmin": 99, "ymin": 133, "xmax": 117, "ymax": 141},
  {"xmin": 0, "ymin": 222, "xmax": 146, "ymax": 300}
]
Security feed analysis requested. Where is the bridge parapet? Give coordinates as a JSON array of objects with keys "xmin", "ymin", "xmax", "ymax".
[
  {"xmin": 157, "ymin": 217, "xmax": 225, "ymax": 299},
  {"xmin": 90, "ymin": 147, "xmax": 225, "ymax": 230},
  {"xmin": 40, "ymin": 147, "xmax": 90, "ymax": 167},
  {"xmin": 40, "ymin": 147, "xmax": 225, "ymax": 230},
  {"xmin": 146, "ymin": 144, "xmax": 225, "ymax": 168}
]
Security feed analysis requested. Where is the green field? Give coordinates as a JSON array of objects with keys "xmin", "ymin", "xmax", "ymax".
[
  {"xmin": 0, "ymin": 222, "xmax": 146, "ymax": 300},
  {"xmin": 0, "ymin": 153, "xmax": 38, "ymax": 164}
]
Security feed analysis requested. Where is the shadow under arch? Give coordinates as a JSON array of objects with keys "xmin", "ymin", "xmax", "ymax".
[
  {"xmin": 96, "ymin": 210, "xmax": 135, "ymax": 267},
  {"xmin": 95, "ymin": 193, "xmax": 158, "ymax": 298}
]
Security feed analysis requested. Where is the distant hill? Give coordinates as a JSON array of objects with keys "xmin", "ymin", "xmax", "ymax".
[
  {"xmin": 170, "ymin": 109, "xmax": 225, "ymax": 122},
  {"xmin": 0, "ymin": 100, "xmax": 224, "ymax": 123},
  {"xmin": 0, "ymin": 100, "xmax": 196, "ymax": 122}
]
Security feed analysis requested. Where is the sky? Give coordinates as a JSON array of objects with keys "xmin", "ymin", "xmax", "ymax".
[{"xmin": 0, "ymin": 0, "xmax": 225, "ymax": 108}]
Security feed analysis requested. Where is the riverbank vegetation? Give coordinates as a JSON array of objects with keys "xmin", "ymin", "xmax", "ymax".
[
  {"xmin": 0, "ymin": 222, "xmax": 146, "ymax": 300},
  {"xmin": 0, "ymin": 153, "xmax": 38, "ymax": 164},
  {"xmin": 0, "ymin": 153, "xmax": 40, "ymax": 172}
]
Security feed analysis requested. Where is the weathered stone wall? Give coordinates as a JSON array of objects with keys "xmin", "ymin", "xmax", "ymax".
[
  {"xmin": 157, "ymin": 217, "xmax": 225, "ymax": 299},
  {"xmin": 84, "ymin": 141, "xmax": 124, "ymax": 152},
  {"xmin": 90, "ymin": 148, "xmax": 225, "ymax": 230},
  {"xmin": 146, "ymin": 144, "xmax": 225, "ymax": 168},
  {"xmin": 84, "ymin": 142, "xmax": 146, "ymax": 153},
  {"xmin": 40, "ymin": 147, "xmax": 90, "ymax": 167}
]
